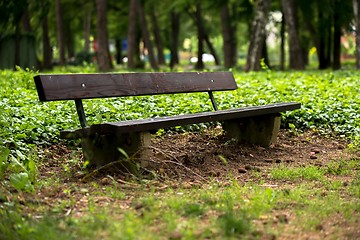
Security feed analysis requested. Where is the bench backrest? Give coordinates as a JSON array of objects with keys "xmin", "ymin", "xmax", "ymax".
[
  {"xmin": 34, "ymin": 72, "xmax": 237, "ymax": 128},
  {"xmin": 34, "ymin": 72, "xmax": 237, "ymax": 101}
]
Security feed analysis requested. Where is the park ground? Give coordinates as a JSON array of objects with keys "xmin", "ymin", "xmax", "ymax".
[{"xmin": 2, "ymin": 128, "xmax": 359, "ymax": 240}]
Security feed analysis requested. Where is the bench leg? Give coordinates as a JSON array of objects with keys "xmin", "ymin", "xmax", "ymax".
[
  {"xmin": 222, "ymin": 114, "xmax": 281, "ymax": 147},
  {"xmin": 81, "ymin": 131, "xmax": 151, "ymax": 168}
]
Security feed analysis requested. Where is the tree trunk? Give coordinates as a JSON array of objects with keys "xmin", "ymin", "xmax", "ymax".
[
  {"xmin": 194, "ymin": 2, "xmax": 205, "ymax": 70},
  {"xmin": 221, "ymin": 5, "xmax": 231, "ymax": 68},
  {"xmin": 115, "ymin": 38, "xmax": 123, "ymax": 64},
  {"xmin": 229, "ymin": 4, "xmax": 238, "ymax": 67},
  {"xmin": 333, "ymin": 0, "xmax": 341, "ymax": 70},
  {"xmin": 55, "ymin": 0, "xmax": 66, "ymax": 65},
  {"xmin": 15, "ymin": 22, "xmax": 21, "ymax": 69},
  {"xmin": 318, "ymin": 8, "xmax": 331, "ymax": 69},
  {"xmin": 280, "ymin": 11, "xmax": 285, "ymax": 70},
  {"xmin": 281, "ymin": 0, "xmax": 304, "ymax": 70},
  {"xmin": 261, "ymin": 36, "xmax": 270, "ymax": 68},
  {"xmin": 138, "ymin": 1, "xmax": 158, "ymax": 70},
  {"xmin": 127, "ymin": 0, "xmax": 139, "ymax": 68},
  {"xmin": 83, "ymin": 4, "xmax": 92, "ymax": 53},
  {"xmin": 353, "ymin": 0, "xmax": 360, "ymax": 69},
  {"xmin": 170, "ymin": 11, "xmax": 180, "ymax": 69},
  {"xmin": 40, "ymin": 0, "xmax": 52, "ymax": 70},
  {"xmin": 221, "ymin": 4, "xmax": 231, "ymax": 68},
  {"xmin": 96, "ymin": 0, "xmax": 113, "ymax": 71},
  {"xmin": 42, "ymin": 12, "xmax": 52, "ymax": 69},
  {"xmin": 245, "ymin": 0, "xmax": 271, "ymax": 71},
  {"xmin": 64, "ymin": 23, "xmax": 75, "ymax": 60},
  {"xmin": 221, "ymin": 4, "xmax": 237, "ymax": 68},
  {"xmin": 150, "ymin": 6, "xmax": 165, "ymax": 65},
  {"xmin": 301, "ymin": 10, "xmax": 321, "ymax": 65},
  {"xmin": 326, "ymin": 19, "xmax": 332, "ymax": 67},
  {"xmin": 204, "ymin": 33, "xmax": 220, "ymax": 65},
  {"xmin": 22, "ymin": 8, "xmax": 32, "ymax": 33}
]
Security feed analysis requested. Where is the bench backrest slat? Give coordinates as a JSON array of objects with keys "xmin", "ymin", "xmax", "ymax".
[{"xmin": 34, "ymin": 72, "xmax": 237, "ymax": 101}]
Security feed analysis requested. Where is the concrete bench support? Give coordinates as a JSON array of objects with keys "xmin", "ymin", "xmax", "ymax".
[
  {"xmin": 223, "ymin": 114, "xmax": 281, "ymax": 147},
  {"xmin": 81, "ymin": 131, "xmax": 151, "ymax": 167}
]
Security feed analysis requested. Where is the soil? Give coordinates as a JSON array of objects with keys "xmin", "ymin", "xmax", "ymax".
[
  {"xmin": 39, "ymin": 128, "xmax": 356, "ymax": 185},
  {"xmin": 19, "ymin": 128, "xmax": 360, "ymax": 239}
]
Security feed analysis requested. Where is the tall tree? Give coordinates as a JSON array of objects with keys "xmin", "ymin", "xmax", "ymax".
[
  {"xmin": 186, "ymin": 1, "xmax": 221, "ymax": 68},
  {"xmin": 333, "ymin": 0, "xmax": 341, "ymax": 70},
  {"xmin": 281, "ymin": 0, "xmax": 305, "ymax": 70},
  {"xmin": 40, "ymin": 0, "xmax": 52, "ymax": 69},
  {"xmin": 83, "ymin": 3, "xmax": 93, "ymax": 53},
  {"xmin": 280, "ymin": 12, "xmax": 285, "ymax": 70},
  {"xmin": 170, "ymin": 11, "xmax": 180, "ymax": 69},
  {"xmin": 138, "ymin": 0, "xmax": 158, "ymax": 70},
  {"xmin": 96, "ymin": 0, "xmax": 113, "ymax": 71},
  {"xmin": 55, "ymin": 0, "xmax": 66, "ymax": 65},
  {"xmin": 261, "ymin": 36, "xmax": 270, "ymax": 67},
  {"xmin": 127, "ymin": 0, "xmax": 139, "ymax": 68},
  {"xmin": 221, "ymin": 3, "xmax": 237, "ymax": 68},
  {"xmin": 245, "ymin": 0, "xmax": 271, "ymax": 71},
  {"xmin": 193, "ymin": 1, "xmax": 205, "ymax": 70},
  {"xmin": 64, "ymin": 23, "xmax": 75, "ymax": 60},
  {"xmin": 21, "ymin": 8, "xmax": 32, "ymax": 33},
  {"xmin": 150, "ymin": 5, "xmax": 165, "ymax": 65},
  {"xmin": 353, "ymin": 0, "xmax": 360, "ymax": 69}
]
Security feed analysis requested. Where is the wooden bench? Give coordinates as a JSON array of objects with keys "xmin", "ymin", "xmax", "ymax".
[{"xmin": 34, "ymin": 72, "xmax": 300, "ymax": 167}]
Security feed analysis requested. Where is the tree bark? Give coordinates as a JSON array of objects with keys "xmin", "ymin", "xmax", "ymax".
[
  {"xmin": 333, "ymin": 0, "xmax": 341, "ymax": 70},
  {"xmin": 194, "ymin": 2, "xmax": 205, "ymax": 70},
  {"xmin": 281, "ymin": 0, "xmax": 304, "ymax": 70},
  {"xmin": 39, "ymin": 0, "xmax": 52, "ymax": 70},
  {"xmin": 261, "ymin": 36, "xmax": 270, "ymax": 68},
  {"xmin": 150, "ymin": 6, "xmax": 165, "ymax": 65},
  {"xmin": 22, "ymin": 8, "xmax": 32, "ymax": 33},
  {"xmin": 83, "ymin": 3, "xmax": 92, "ymax": 53},
  {"xmin": 300, "ymin": 7, "xmax": 321, "ymax": 66},
  {"xmin": 138, "ymin": 1, "xmax": 158, "ymax": 70},
  {"xmin": 221, "ymin": 4, "xmax": 237, "ymax": 68},
  {"xmin": 115, "ymin": 38, "xmax": 123, "ymax": 64},
  {"xmin": 127, "ymin": 0, "xmax": 138, "ymax": 68},
  {"xmin": 55, "ymin": 0, "xmax": 66, "ymax": 65},
  {"xmin": 280, "ymin": 11, "xmax": 285, "ymax": 70},
  {"xmin": 42, "ymin": 13, "xmax": 52, "ymax": 69},
  {"xmin": 96, "ymin": 0, "xmax": 113, "ymax": 71},
  {"xmin": 170, "ymin": 11, "xmax": 180, "ymax": 69},
  {"xmin": 204, "ymin": 33, "xmax": 220, "ymax": 65},
  {"xmin": 354, "ymin": 0, "xmax": 360, "ymax": 69},
  {"xmin": 317, "ymin": 8, "xmax": 330, "ymax": 69},
  {"xmin": 15, "ymin": 22, "xmax": 21, "ymax": 69},
  {"xmin": 245, "ymin": 0, "xmax": 271, "ymax": 71},
  {"xmin": 64, "ymin": 23, "xmax": 75, "ymax": 59}
]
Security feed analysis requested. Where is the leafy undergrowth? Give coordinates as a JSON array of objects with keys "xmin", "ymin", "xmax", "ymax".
[{"xmin": 1, "ymin": 67, "xmax": 359, "ymax": 152}]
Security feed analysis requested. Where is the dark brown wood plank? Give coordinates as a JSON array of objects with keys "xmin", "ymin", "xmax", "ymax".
[
  {"xmin": 75, "ymin": 102, "xmax": 301, "ymax": 137},
  {"xmin": 34, "ymin": 72, "xmax": 237, "ymax": 101}
]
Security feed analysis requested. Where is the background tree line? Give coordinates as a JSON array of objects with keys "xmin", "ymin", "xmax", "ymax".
[{"xmin": 0, "ymin": 0, "xmax": 359, "ymax": 72}]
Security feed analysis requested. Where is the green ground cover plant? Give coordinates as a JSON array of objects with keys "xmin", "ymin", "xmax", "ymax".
[
  {"xmin": 0, "ymin": 66, "xmax": 359, "ymax": 239},
  {"xmin": 1, "ymin": 67, "xmax": 359, "ymax": 152}
]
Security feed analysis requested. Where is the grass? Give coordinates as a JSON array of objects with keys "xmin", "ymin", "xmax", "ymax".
[
  {"xmin": 1, "ymin": 165, "xmax": 359, "ymax": 239},
  {"xmin": 270, "ymin": 165, "xmax": 325, "ymax": 181}
]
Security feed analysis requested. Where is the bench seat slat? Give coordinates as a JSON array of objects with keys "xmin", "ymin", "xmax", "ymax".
[
  {"xmin": 34, "ymin": 72, "xmax": 237, "ymax": 101},
  {"xmin": 75, "ymin": 102, "xmax": 300, "ymax": 137}
]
